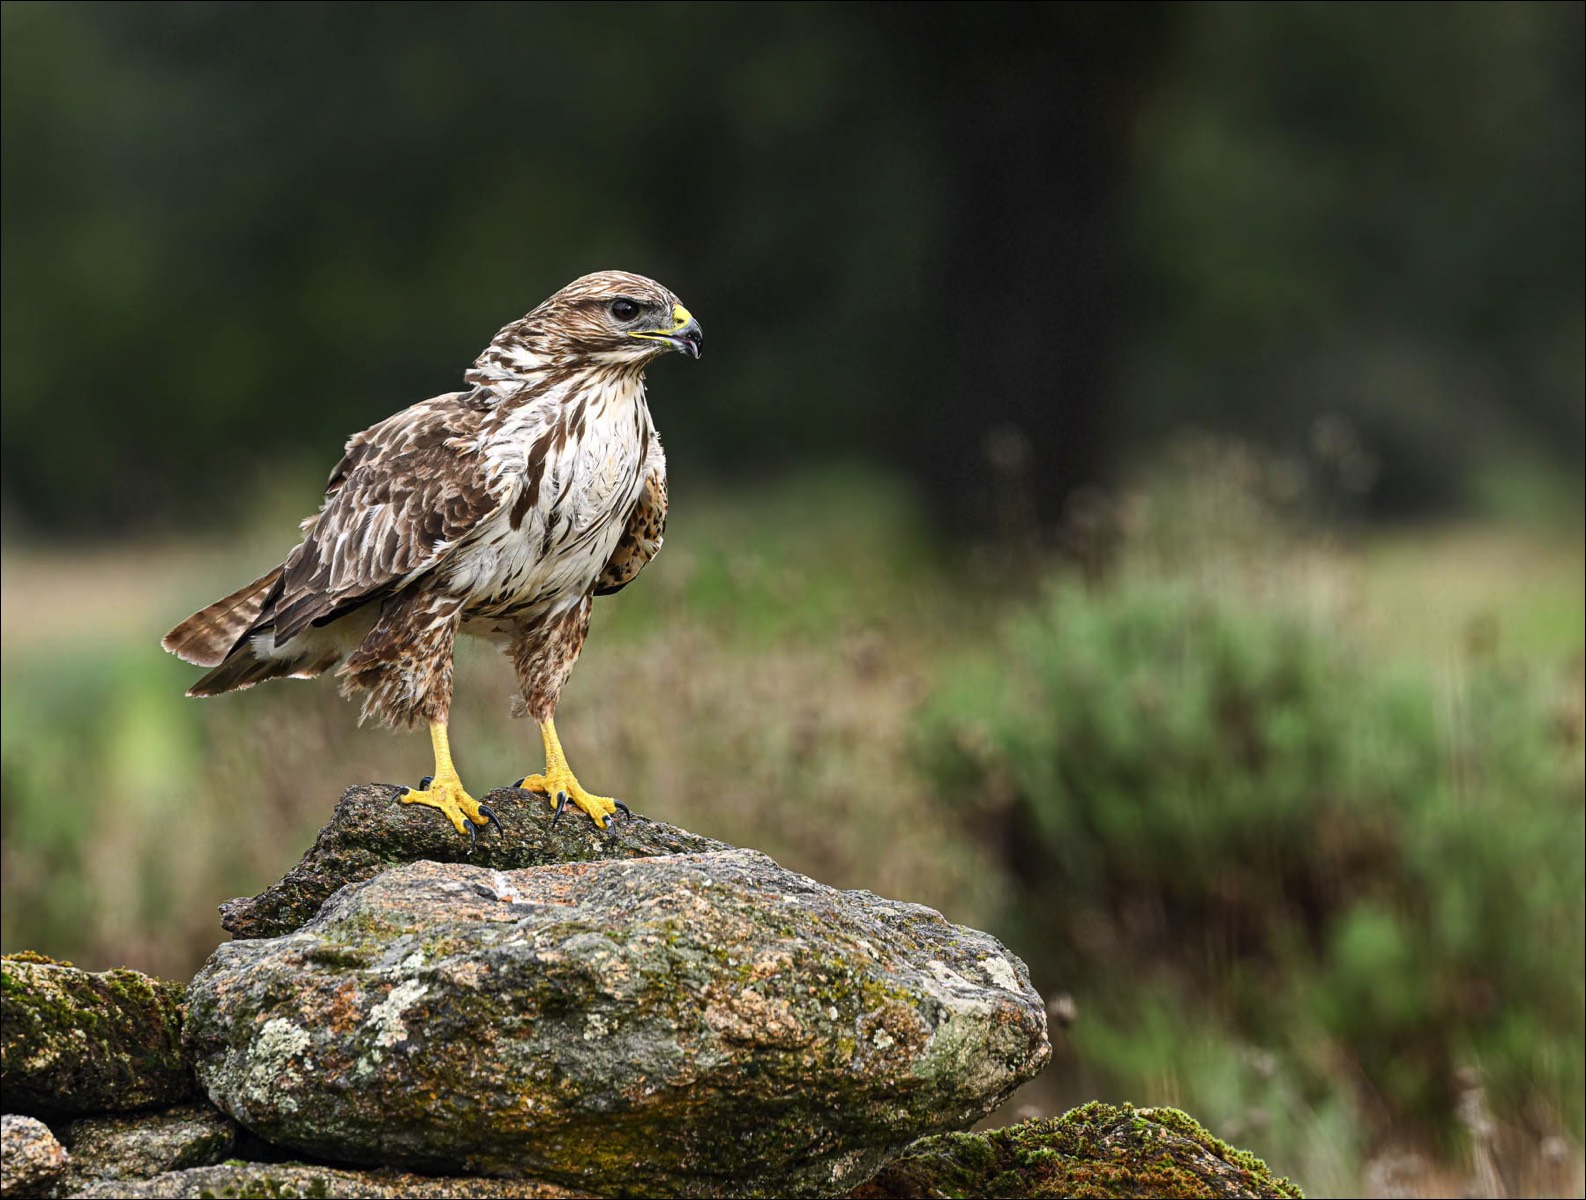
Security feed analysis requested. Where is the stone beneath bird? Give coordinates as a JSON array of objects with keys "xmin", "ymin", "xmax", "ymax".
[{"xmin": 162, "ymin": 271, "xmax": 701, "ymax": 838}]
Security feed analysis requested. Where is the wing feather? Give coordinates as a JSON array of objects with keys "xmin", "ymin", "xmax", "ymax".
[
  {"xmin": 594, "ymin": 428, "xmax": 668, "ymax": 596},
  {"xmin": 266, "ymin": 391, "xmax": 508, "ymax": 646}
]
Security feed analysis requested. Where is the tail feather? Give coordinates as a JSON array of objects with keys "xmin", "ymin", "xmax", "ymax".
[
  {"xmin": 162, "ymin": 567, "xmax": 284, "ymax": 667},
  {"xmin": 187, "ymin": 644, "xmax": 339, "ymax": 697}
]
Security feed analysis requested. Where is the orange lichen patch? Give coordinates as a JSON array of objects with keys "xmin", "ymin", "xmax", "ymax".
[{"xmin": 326, "ymin": 980, "xmax": 364, "ymax": 1036}]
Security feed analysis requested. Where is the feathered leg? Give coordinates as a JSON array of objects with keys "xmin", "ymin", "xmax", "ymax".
[
  {"xmin": 506, "ymin": 595, "xmax": 626, "ymax": 829},
  {"xmin": 339, "ymin": 591, "xmax": 499, "ymax": 842}
]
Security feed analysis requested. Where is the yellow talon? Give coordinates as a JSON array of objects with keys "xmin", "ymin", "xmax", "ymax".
[
  {"xmin": 516, "ymin": 717, "xmax": 622, "ymax": 828},
  {"xmin": 401, "ymin": 774, "xmax": 492, "ymax": 836},
  {"xmin": 400, "ymin": 721, "xmax": 497, "ymax": 837}
]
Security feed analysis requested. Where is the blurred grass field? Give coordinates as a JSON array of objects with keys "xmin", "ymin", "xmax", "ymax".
[{"xmin": 1, "ymin": 456, "xmax": 1581, "ymax": 1197}]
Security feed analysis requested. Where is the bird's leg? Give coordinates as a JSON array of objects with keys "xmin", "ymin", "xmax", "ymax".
[
  {"xmin": 400, "ymin": 721, "xmax": 501, "ymax": 840},
  {"xmin": 514, "ymin": 717, "xmax": 628, "ymax": 830}
]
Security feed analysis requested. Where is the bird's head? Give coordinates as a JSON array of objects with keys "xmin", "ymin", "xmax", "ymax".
[{"xmin": 471, "ymin": 271, "xmax": 702, "ymax": 382}]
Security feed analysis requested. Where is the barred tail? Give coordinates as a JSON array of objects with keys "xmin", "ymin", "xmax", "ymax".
[{"xmin": 162, "ymin": 567, "xmax": 283, "ymax": 668}]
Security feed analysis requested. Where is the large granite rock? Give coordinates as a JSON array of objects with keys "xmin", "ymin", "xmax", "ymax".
[
  {"xmin": 186, "ymin": 852, "xmax": 1049, "ymax": 1198},
  {"xmin": 1, "ymin": 1114, "xmax": 69, "ymax": 1198},
  {"xmin": 220, "ymin": 784, "xmax": 729, "ymax": 939},
  {"xmin": 0, "ymin": 953, "xmax": 193, "ymax": 1115},
  {"xmin": 853, "ymin": 1103, "xmax": 1304, "ymax": 1198}
]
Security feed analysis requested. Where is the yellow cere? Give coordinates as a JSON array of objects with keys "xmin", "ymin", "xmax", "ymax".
[{"xmin": 628, "ymin": 304, "xmax": 695, "ymax": 343}]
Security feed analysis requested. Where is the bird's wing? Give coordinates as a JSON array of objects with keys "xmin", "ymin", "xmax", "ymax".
[
  {"xmin": 265, "ymin": 390, "xmax": 511, "ymax": 647},
  {"xmin": 595, "ymin": 427, "xmax": 668, "ymax": 596}
]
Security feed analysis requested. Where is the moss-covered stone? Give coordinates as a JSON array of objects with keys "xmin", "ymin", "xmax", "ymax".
[
  {"xmin": 59, "ymin": 1101, "xmax": 238, "ymax": 1191},
  {"xmin": 65, "ymin": 1162, "xmax": 588, "ymax": 1198},
  {"xmin": 1, "ymin": 1113, "xmax": 70, "ymax": 1198},
  {"xmin": 1, "ymin": 954, "xmax": 193, "ymax": 1114},
  {"xmin": 187, "ymin": 853, "xmax": 1050, "ymax": 1198},
  {"xmin": 219, "ymin": 784, "xmax": 731, "ymax": 939},
  {"xmin": 851, "ymin": 1102, "xmax": 1303, "ymax": 1199}
]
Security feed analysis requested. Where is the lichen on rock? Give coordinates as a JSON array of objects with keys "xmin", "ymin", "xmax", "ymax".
[
  {"xmin": 1, "ymin": 953, "xmax": 193, "ymax": 1115},
  {"xmin": 852, "ymin": 1102, "xmax": 1304, "ymax": 1199},
  {"xmin": 219, "ymin": 783, "xmax": 731, "ymax": 939},
  {"xmin": 186, "ymin": 852, "xmax": 1050, "ymax": 1198}
]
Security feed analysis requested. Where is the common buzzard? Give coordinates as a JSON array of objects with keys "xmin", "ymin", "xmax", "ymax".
[{"xmin": 163, "ymin": 271, "xmax": 700, "ymax": 839}]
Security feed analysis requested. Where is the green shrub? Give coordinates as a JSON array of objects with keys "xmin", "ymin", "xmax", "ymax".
[{"xmin": 921, "ymin": 575, "xmax": 1584, "ymax": 1141}]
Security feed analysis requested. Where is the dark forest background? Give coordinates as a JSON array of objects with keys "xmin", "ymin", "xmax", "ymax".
[{"xmin": 3, "ymin": 1, "xmax": 1581, "ymax": 534}]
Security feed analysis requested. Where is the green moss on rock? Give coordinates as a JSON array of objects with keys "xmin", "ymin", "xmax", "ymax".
[
  {"xmin": 1, "ymin": 953, "xmax": 194, "ymax": 1114},
  {"xmin": 852, "ymin": 1103, "xmax": 1303, "ymax": 1199}
]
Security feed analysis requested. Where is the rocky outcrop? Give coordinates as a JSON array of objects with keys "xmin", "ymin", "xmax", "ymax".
[
  {"xmin": 854, "ymin": 1103, "xmax": 1303, "ymax": 1199},
  {"xmin": 2, "ymin": 784, "xmax": 1304, "ymax": 1198},
  {"xmin": 0, "ymin": 953, "xmax": 193, "ymax": 1115},
  {"xmin": 220, "ymin": 784, "xmax": 729, "ymax": 939},
  {"xmin": 1, "ymin": 1114, "xmax": 69, "ymax": 1198},
  {"xmin": 186, "ymin": 852, "xmax": 1050, "ymax": 1198}
]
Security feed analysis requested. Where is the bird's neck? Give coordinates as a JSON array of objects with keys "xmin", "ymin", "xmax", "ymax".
[
  {"xmin": 471, "ymin": 361, "xmax": 650, "ymax": 420},
  {"xmin": 465, "ymin": 342, "xmax": 648, "ymax": 396},
  {"xmin": 466, "ymin": 340, "xmax": 562, "ymax": 386}
]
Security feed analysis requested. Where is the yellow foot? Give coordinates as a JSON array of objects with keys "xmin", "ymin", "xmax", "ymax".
[
  {"xmin": 513, "ymin": 767, "xmax": 630, "ymax": 830},
  {"xmin": 399, "ymin": 773, "xmax": 502, "ymax": 842}
]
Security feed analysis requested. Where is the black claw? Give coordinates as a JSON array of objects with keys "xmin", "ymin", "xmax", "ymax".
[
  {"xmin": 418, "ymin": 775, "xmax": 434, "ymax": 791},
  {"xmin": 513, "ymin": 777, "xmax": 527, "ymax": 789},
  {"xmin": 465, "ymin": 818, "xmax": 478, "ymax": 854},
  {"xmin": 613, "ymin": 800, "xmax": 632, "ymax": 820},
  {"xmin": 478, "ymin": 803, "xmax": 504, "ymax": 836},
  {"xmin": 550, "ymin": 791, "xmax": 571, "ymax": 827}
]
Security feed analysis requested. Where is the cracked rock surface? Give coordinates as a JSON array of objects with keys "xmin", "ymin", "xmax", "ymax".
[
  {"xmin": 186, "ymin": 851, "xmax": 1049, "ymax": 1198},
  {"xmin": 58, "ymin": 1102, "xmax": 237, "ymax": 1193},
  {"xmin": 65, "ymin": 1163, "xmax": 588, "ymax": 1198}
]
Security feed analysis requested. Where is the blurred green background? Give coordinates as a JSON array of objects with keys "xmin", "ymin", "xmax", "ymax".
[{"xmin": 2, "ymin": 3, "xmax": 1582, "ymax": 1196}]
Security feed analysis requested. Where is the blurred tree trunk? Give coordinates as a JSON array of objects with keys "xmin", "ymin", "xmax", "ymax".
[{"xmin": 877, "ymin": 4, "xmax": 1178, "ymax": 537}]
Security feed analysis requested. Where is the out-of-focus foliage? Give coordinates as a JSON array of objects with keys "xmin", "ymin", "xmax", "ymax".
[
  {"xmin": 2, "ymin": 3, "xmax": 1581, "ymax": 533},
  {"xmin": 920, "ymin": 479, "xmax": 1585, "ymax": 1178}
]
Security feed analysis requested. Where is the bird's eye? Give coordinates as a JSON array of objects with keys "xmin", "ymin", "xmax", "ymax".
[{"xmin": 610, "ymin": 298, "xmax": 641, "ymax": 322}]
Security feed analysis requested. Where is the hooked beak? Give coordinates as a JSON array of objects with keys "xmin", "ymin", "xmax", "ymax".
[{"xmin": 629, "ymin": 304, "xmax": 703, "ymax": 359}]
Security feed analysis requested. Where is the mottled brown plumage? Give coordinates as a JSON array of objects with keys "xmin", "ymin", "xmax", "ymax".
[{"xmin": 163, "ymin": 271, "xmax": 701, "ymax": 834}]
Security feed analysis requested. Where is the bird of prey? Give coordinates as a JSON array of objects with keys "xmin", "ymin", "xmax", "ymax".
[{"xmin": 162, "ymin": 271, "xmax": 700, "ymax": 839}]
